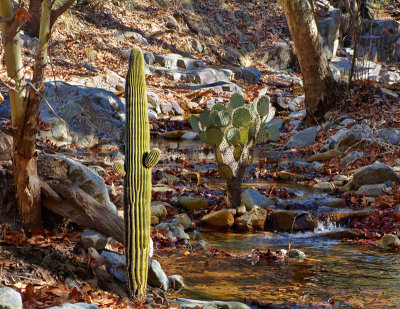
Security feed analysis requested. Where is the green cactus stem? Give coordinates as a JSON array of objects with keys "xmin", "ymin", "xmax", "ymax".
[
  {"xmin": 113, "ymin": 161, "xmax": 126, "ymax": 176},
  {"xmin": 124, "ymin": 47, "xmax": 159, "ymax": 299}
]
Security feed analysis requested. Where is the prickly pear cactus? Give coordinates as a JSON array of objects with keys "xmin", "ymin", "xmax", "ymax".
[
  {"xmin": 190, "ymin": 92, "xmax": 279, "ymax": 207},
  {"xmin": 123, "ymin": 47, "xmax": 160, "ymax": 299}
]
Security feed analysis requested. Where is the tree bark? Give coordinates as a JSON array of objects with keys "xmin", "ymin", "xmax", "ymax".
[
  {"xmin": 26, "ymin": 0, "xmax": 74, "ymax": 38},
  {"xmin": 225, "ymin": 167, "xmax": 246, "ymax": 208},
  {"xmin": 280, "ymin": 0, "xmax": 338, "ymax": 125}
]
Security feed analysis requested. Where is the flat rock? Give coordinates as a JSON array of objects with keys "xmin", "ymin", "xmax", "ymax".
[
  {"xmin": 171, "ymin": 298, "xmax": 251, "ymax": 309},
  {"xmin": 234, "ymin": 207, "xmax": 267, "ymax": 232},
  {"xmin": 284, "ymin": 127, "xmax": 317, "ymax": 149},
  {"xmin": 267, "ymin": 211, "xmax": 317, "ymax": 232},
  {"xmin": 241, "ymin": 189, "xmax": 274, "ymax": 211},
  {"xmin": 0, "ymin": 287, "xmax": 22, "ymax": 309},
  {"xmin": 357, "ymin": 183, "xmax": 388, "ymax": 197},
  {"xmin": 307, "ymin": 149, "xmax": 341, "ymax": 162},
  {"xmin": 278, "ymin": 171, "xmax": 304, "ymax": 181},
  {"xmin": 80, "ymin": 230, "xmax": 108, "ymax": 250},
  {"xmin": 234, "ymin": 67, "xmax": 261, "ymax": 84},
  {"xmin": 200, "ymin": 209, "xmax": 234, "ymax": 230},
  {"xmin": 353, "ymin": 162, "xmax": 400, "ymax": 189},
  {"xmin": 313, "ymin": 182, "xmax": 335, "ymax": 191},
  {"xmin": 178, "ymin": 197, "xmax": 210, "ymax": 211},
  {"xmin": 318, "ymin": 198, "xmax": 347, "ymax": 208}
]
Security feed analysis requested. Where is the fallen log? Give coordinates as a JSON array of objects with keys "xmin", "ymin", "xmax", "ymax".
[{"xmin": 41, "ymin": 179, "xmax": 124, "ymax": 243}]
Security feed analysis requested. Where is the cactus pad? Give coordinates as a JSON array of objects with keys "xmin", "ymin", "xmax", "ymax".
[
  {"xmin": 256, "ymin": 96, "xmax": 270, "ymax": 117},
  {"xmin": 232, "ymin": 107, "xmax": 251, "ymax": 127},
  {"xmin": 205, "ymin": 127, "xmax": 223, "ymax": 147},
  {"xmin": 229, "ymin": 92, "xmax": 245, "ymax": 109},
  {"xmin": 233, "ymin": 146, "xmax": 243, "ymax": 161},
  {"xmin": 256, "ymin": 126, "xmax": 267, "ymax": 143},
  {"xmin": 190, "ymin": 115, "xmax": 201, "ymax": 133},
  {"xmin": 199, "ymin": 110, "xmax": 213, "ymax": 128},
  {"xmin": 238, "ymin": 127, "xmax": 249, "ymax": 145},
  {"xmin": 226, "ymin": 127, "xmax": 241, "ymax": 145},
  {"xmin": 212, "ymin": 103, "xmax": 227, "ymax": 112},
  {"xmin": 214, "ymin": 111, "xmax": 230, "ymax": 127}
]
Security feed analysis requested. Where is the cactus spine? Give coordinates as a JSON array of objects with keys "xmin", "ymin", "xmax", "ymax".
[
  {"xmin": 190, "ymin": 92, "xmax": 279, "ymax": 207},
  {"xmin": 124, "ymin": 47, "xmax": 160, "ymax": 299}
]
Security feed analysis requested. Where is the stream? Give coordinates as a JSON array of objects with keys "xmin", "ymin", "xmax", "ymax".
[{"xmin": 153, "ymin": 138, "xmax": 400, "ymax": 308}]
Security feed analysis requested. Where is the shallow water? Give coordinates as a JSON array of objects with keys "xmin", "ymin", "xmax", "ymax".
[{"xmin": 154, "ymin": 139, "xmax": 400, "ymax": 308}]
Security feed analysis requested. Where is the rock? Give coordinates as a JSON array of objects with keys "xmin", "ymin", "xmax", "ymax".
[
  {"xmin": 320, "ymin": 229, "xmax": 364, "ymax": 239},
  {"xmin": 241, "ymin": 189, "xmax": 274, "ymax": 211},
  {"xmin": 165, "ymin": 130, "xmax": 187, "ymax": 140},
  {"xmin": 171, "ymin": 298, "xmax": 251, "ymax": 309},
  {"xmin": 353, "ymin": 162, "xmax": 400, "ymax": 189},
  {"xmin": 357, "ymin": 183, "xmax": 388, "ymax": 197},
  {"xmin": 288, "ymin": 109, "xmax": 306, "ymax": 119},
  {"xmin": 166, "ymin": 225, "xmax": 190, "ymax": 241},
  {"xmin": 200, "ymin": 209, "xmax": 234, "ymax": 230},
  {"xmin": 38, "ymin": 153, "xmax": 117, "ymax": 214},
  {"xmin": 278, "ymin": 171, "xmax": 304, "ymax": 181},
  {"xmin": 313, "ymin": 182, "xmax": 335, "ymax": 191},
  {"xmin": 0, "ymin": 133, "xmax": 12, "ymax": 161},
  {"xmin": 132, "ymin": 32, "xmax": 149, "ymax": 46},
  {"xmin": 181, "ymin": 131, "xmax": 200, "ymax": 140},
  {"xmin": 284, "ymin": 127, "xmax": 317, "ymax": 149},
  {"xmin": 48, "ymin": 303, "xmax": 100, "ymax": 309},
  {"xmin": 341, "ymin": 118, "xmax": 356, "ymax": 126},
  {"xmin": 307, "ymin": 149, "xmax": 341, "ymax": 162},
  {"xmin": 288, "ymin": 249, "xmax": 306, "ymax": 259},
  {"xmin": 311, "ymin": 161, "xmax": 325, "ymax": 172},
  {"xmin": 148, "ymin": 257, "xmax": 169, "ymax": 291},
  {"xmin": 236, "ymin": 205, "xmax": 246, "ymax": 215},
  {"xmin": 100, "ymin": 251, "xmax": 126, "ymax": 282},
  {"xmin": 165, "ymin": 16, "xmax": 180, "ymax": 30},
  {"xmin": 234, "ymin": 207, "xmax": 267, "ymax": 232},
  {"xmin": 381, "ymin": 71, "xmax": 400, "ymax": 85},
  {"xmin": 194, "ymin": 240, "xmax": 209, "ymax": 251},
  {"xmin": 168, "ymin": 275, "xmax": 185, "ymax": 291},
  {"xmin": 143, "ymin": 51, "xmax": 155, "ymax": 65},
  {"xmin": 151, "ymin": 216, "xmax": 159, "ymax": 225},
  {"xmin": 263, "ymin": 42, "xmax": 297, "ymax": 70},
  {"xmin": 376, "ymin": 128, "xmax": 400, "ymax": 145},
  {"xmin": 151, "ymin": 201, "xmax": 168, "ymax": 221},
  {"xmin": 287, "ymin": 95, "xmax": 305, "ymax": 112},
  {"xmin": 178, "ymin": 197, "xmax": 210, "ymax": 211},
  {"xmin": 340, "ymin": 151, "xmax": 364, "ymax": 166},
  {"xmin": 265, "ymin": 118, "xmax": 283, "ymax": 131},
  {"xmin": 192, "ymin": 39, "xmax": 203, "ymax": 53},
  {"xmin": 317, "ymin": 10, "xmax": 341, "ymax": 60},
  {"xmin": 20, "ymin": 31, "xmax": 38, "ymax": 52},
  {"xmin": 267, "ymin": 211, "xmax": 317, "ymax": 232},
  {"xmin": 381, "ymin": 234, "xmax": 400, "ymax": 250},
  {"xmin": 318, "ymin": 198, "xmax": 346, "ymax": 208},
  {"xmin": 234, "ymin": 68, "xmax": 261, "ymax": 85},
  {"xmin": 88, "ymin": 165, "xmax": 106, "ymax": 176},
  {"xmin": 0, "ymin": 287, "xmax": 22, "ymax": 309},
  {"xmin": 171, "ymin": 213, "xmax": 192, "ymax": 230},
  {"xmin": 171, "ymin": 100, "xmax": 184, "ymax": 115},
  {"xmin": 80, "ymin": 230, "xmax": 108, "ymax": 250}
]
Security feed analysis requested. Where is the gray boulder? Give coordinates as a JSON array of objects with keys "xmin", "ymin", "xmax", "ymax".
[
  {"xmin": 81, "ymin": 229, "xmax": 108, "ymax": 250},
  {"xmin": 357, "ymin": 184, "xmax": 388, "ymax": 197},
  {"xmin": 263, "ymin": 42, "xmax": 296, "ymax": 70},
  {"xmin": 100, "ymin": 251, "xmax": 127, "ymax": 283},
  {"xmin": 288, "ymin": 249, "xmax": 306, "ymax": 259},
  {"xmin": 317, "ymin": 9, "xmax": 342, "ymax": 60},
  {"xmin": 234, "ymin": 68, "xmax": 261, "ymax": 84},
  {"xmin": 284, "ymin": 127, "xmax": 317, "ymax": 149},
  {"xmin": 0, "ymin": 287, "xmax": 22, "ymax": 309},
  {"xmin": 353, "ymin": 162, "xmax": 400, "ymax": 189},
  {"xmin": 148, "ymin": 257, "xmax": 169, "ymax": 291},
  {"xmin": 241, "ymin": 189, "xmax": 274, "ymax": 211}
]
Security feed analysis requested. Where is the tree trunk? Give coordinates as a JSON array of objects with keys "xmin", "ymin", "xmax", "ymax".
[
  {"xmin": 225, "ymin": 167, "xmax": 246, "ymax": 208},
  {"xmin": 280, "ymin": 0, "xmax": 338, "ymax": 125},
  {"xmin": 26, "ymin": 0, "xmax": 74, "ymax": 38}
]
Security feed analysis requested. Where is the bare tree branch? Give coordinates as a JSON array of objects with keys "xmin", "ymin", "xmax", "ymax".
[{"xmin": 50, "ymin": 0, "xmax": 74, "ymax": 30}]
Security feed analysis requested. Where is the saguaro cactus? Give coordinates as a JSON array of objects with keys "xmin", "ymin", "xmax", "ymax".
[
  {"xmin": 123, "ymin": 47, "xmax": 160, "ymax": 299},
  {"xmin": 190, "ymin": 93, "xmax": 279, "ymax": 207}
]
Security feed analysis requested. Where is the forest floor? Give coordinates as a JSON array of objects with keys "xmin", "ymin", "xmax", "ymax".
[{"xmin": 1, "ymin": 0, "xmax": 400, "ymax": 308}]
